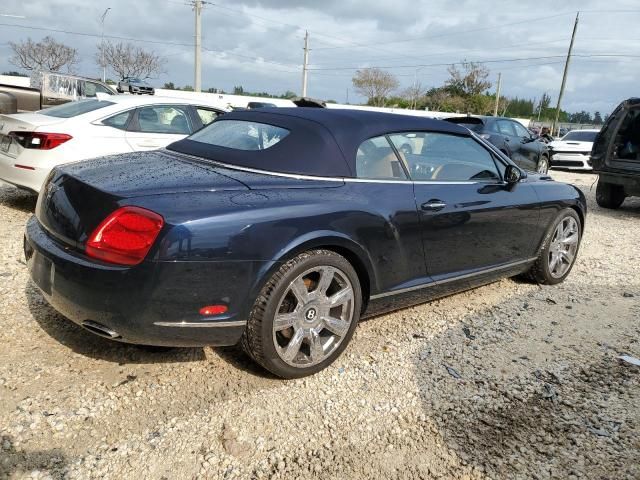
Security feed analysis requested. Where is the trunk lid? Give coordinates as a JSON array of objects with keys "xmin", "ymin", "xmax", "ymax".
[
  {"xmin": 36, "ymin": 149, "xmax": 248, "ymax": 247},
  {"xmin": 0, "ymin": 112, "xmax": 68, "ymax": 132}
]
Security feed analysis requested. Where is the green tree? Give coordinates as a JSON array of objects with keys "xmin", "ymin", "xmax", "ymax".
[
  {"xmin": 445, "ymin": 60, "xmax": 492, "ymax": 97},
  {"xmin": 593, "ymin": 111, "xmax": 603, "ymax": 124},
  {"xmin": 352, "ymin": 68, "xmax": 399, "ymax": 107}
]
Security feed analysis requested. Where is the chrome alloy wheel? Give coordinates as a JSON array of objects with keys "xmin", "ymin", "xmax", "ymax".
[
  {"xmin": 272, "ymin": 266, "xmax": 355, "ymax": 368},
  {"xmin": 537, "ymin": 156, "xmax": 549, "ymax": 174},
  {"xmin": 548, "ymin": 216, "xmax": 579, "ymax": 278}
]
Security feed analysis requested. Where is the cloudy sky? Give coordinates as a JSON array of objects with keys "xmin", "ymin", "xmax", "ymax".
[{"xmin": 1, "ymin": 0, "xmax": 639, "ymax": 115}]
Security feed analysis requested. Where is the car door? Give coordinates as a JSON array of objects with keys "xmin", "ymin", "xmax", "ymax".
[
  {"xmin": 125, "ymin": 104, "xmax": 193, "ymax": 151},
  {"xmin": 511, "ymin": 120, "xmax": 540, "ymax": 171},
  {"xmin": 83, "ymin": 109, "xmax": 135, "ymax": 156},
  {"xmin": 351, "ymin": 135, "xmax": 432, "ymax": 303},
  {"xmin": 387, "ymin": 131, "xmax": 540, "ymax": 284}
]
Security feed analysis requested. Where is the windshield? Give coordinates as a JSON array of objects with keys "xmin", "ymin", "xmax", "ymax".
[
  {"xmin": 562, "ymin": 130, "xmax": 599, "ymax": 142},
  {"xmin": 189, "ymin": 119, "xmax": 289, "ymax": 150},
  {"xmin": 39, "ymin": 99, "xmax": 115, "ymax": 118}
]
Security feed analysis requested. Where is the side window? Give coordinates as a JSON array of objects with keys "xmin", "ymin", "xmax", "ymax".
[
  {"xmin": 102, "ymin": 110, "xmax": 132, "ymax": 130},
  {"xmin": 497, "ymin": 120, "xmax": 516, "ymax": 136},
  {"xmin": 196, "ymin": 108, "xmax": 220, "ymax": 127},
  {"xmin": 389, "ymin": 132, "xmax": 500, "ymax": 182},
  {"xmin": 356, "ymin": 135, "xmax": 408, "ymax": 180},
  {"xmin": 84, "ymin": 82, "xmax": 112, "ymax": 97},
  {"xmin": 134, "ymin": 106, "xmax": 191, "ymax": 134},
  {"xmin": 512, "ymin": 121, "xmax": 530, "ymax": 138}
]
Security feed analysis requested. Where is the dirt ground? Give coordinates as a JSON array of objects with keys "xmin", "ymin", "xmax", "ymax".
[{"xmin": 0, "ymin": 170, "xmax": 638, "ymax": 479}]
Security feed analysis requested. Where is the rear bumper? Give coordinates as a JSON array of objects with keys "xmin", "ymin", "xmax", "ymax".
[
  {"xmin": 0, "ymin": 153, "xmax": 48, "ymax": 192},
  {"xmin": 597, "ymin": 172, "xmax": 640, "ymax": 196},
  {"xmin": 24, "ymin": 216, "xmax": 262, "ymax": 347},
  {"xmin": 549, "ymin": 153, "xmax": 592, "ymax": 170}
]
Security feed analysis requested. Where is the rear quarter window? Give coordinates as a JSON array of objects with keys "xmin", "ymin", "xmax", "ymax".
[{"xmin": 189, "ymin": 119, "xmax": 289, "ymax": 151}]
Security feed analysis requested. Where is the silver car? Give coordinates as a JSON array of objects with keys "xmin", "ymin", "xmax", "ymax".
[{"xmin": 117, "ymin": 77, "xmax": 155, "ymax": 95}]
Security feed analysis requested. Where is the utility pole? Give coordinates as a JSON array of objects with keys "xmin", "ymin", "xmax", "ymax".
[
  {"xmin": 301, "ymin": 31, "xmax": 309, "ymax": 97},
  {"xmin": 553, "ymin": 12, "xmax": 579, "ymax": 136},
  {"xmin": 99, "ymin": 7, "xmax": 110, "ymax": 83},
  {"xmin": 493, "ymin": 72, "xmax": 502, "ymax": 116},
  {"xmin": 194, "ymin": 0, "xmax": 202, "ymax": 92}
]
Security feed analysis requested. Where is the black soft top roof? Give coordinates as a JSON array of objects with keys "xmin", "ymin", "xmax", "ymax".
[{"xmin": 168, "ymin": 107, "xmax": 470, "ymax": 177}]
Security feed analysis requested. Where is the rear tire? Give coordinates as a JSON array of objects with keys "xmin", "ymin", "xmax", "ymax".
[
  {"xmin": 525, "ymin": 208, "xmax": 581, "ymax": 285},
  {"xmin": 241, "ymin": 249, "xmax": 362, "ymax": 379},
  {"xmin": 596, "ymin": 180, "xmax": 625, "ymax": 209}
]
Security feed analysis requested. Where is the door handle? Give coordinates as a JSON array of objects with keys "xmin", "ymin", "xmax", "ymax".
[
  {"xmin": 421, "ymin": 200, "xmax": 447, "ymax": 212},
  {"xmin": 504, "ymin": 137, "xmax": 511, "ymax": 142}
]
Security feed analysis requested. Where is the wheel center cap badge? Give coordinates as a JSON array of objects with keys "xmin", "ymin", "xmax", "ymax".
[{"xmin": 305, "ymin": 308, "xmax": 317, "ymax": 321}]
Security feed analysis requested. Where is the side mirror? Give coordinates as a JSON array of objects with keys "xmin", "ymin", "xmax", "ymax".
[{"xmin": 505, "ymin": 165, "xmax": 524, "ymax": 184}]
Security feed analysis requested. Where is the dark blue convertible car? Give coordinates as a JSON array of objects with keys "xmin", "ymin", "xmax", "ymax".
[{"xmin": 24, "ymin": 108, "xmax": 586, "ymax": 378}]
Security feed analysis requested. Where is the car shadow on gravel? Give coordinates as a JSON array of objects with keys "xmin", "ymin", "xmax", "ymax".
[
  {"xmin": 411, "ymin": 296, "xmax": 639, "ymax": 479},
  {"xmin": 0, "ymin": 185, "xmax": 37, "ymax": 213},
  {"xmin": 25, "ymin": 281, "xmax": 206, "ymax": 365},
  {"xmin": 0, "ymin": 435, "xmax": 67, "ymax": 478}
]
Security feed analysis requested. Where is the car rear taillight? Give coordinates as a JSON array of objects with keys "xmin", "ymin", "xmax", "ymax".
[
  {"xmin": 9, "ymin": 131, "xmax": 72, "ymax": 150},
  {"xmin": 86, "ymin": 206, "xmax": 164, "ymax": 266}
]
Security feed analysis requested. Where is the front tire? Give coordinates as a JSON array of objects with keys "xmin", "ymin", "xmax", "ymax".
[
  {"xmin": 526, "ymin": 208, "xmax": 581, "ymax": 285},
  {"xmin": 596, "ymin": 180, "xmax": 625, "ymax": 209},
  {"xmin": 242, "ymin": 249, "xmax": 362, "ymax": 379},
  {"xmin": 537, "ymin": 155, "xmax": 549, "ymax": 174}
]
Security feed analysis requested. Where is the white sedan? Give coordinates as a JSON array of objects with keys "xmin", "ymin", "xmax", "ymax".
[
  {"xmin": 548, "ymin": 129, "xmax": 600, "ymax": 170},
  {"xmin": 0, "ymin": 95, "xmax": 228, "ymax": 193}
]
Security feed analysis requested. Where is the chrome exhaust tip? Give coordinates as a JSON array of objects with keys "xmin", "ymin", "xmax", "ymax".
[{"xmin": 82, "ymin": 320, "xmax": 121, "ymax": 339}]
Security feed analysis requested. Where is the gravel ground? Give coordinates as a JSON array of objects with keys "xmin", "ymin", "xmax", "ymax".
[{"xmin": 0, "ymin": 171, "xmax": 638, "ymax": 480}]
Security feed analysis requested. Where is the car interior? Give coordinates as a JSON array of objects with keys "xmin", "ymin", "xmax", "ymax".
[
  {"xmin": 616, "ymin": 108, "xmax": 640, "ymax": 161},
  {"xmin": 137, "ymin": 106, "xmax": 191, "ymax": 135},
  {"xmin": 356, "ymin": 133, "xmax": 503, "ymax": 182}
]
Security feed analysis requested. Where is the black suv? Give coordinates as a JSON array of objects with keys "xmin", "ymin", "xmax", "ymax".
[
  {"xmin": 446, "ymin": 116, "xmax": 550, "ymax": 174},
  {"xmin": 591, "ymin": 98, "xmax": 640, "ymax": 209}
]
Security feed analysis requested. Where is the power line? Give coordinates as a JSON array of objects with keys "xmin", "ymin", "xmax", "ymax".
[
  {"xmin": 0, "ymin": 22, "xmax": 300, "ymax": 72},
  {"xmin": 312, "ymin": 12, "xmax": 574, "ymax": 51},
  {"xmin": 309, "ymin": 37, "xmax": 571, "ymax": 68},
  {"xmin": 306, "ymin": 53, "xmax": 640, "ymax": 72}
]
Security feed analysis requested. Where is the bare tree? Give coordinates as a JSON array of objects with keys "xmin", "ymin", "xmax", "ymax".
[
  {"xmin": 445, "ymin": 60, "xmax": 491, "ymax": 96},
  {"xmin": 401, "ymin": 80, "xmax": 427, "ymax": 110},
  {"xmin": 352, "ymin": 68, "xmax": 399, "ymax": 107},
  {"xmin": 9, "ymin": 36, "xmax": 78, "ymax": 73},
  {"xmin": 96, "ymin": 41, "xmax": 166, "ymax": 80}
]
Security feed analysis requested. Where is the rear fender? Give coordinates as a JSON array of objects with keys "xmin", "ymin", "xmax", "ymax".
[{"xmin": 248, "ymin": 231, "xmax": 377, "ymax": 308}]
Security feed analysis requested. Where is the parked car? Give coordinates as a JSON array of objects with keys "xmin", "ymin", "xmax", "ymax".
[
  {"xmin": 24, "ymin": 108, "xmax": 586, "ymax": 378},
  {"xmin": 0, "ymin": 95, "xmax": 227, "ymax": 192},
  {"xmin": 445, "ymin": 116, "xmax": 550, "ymax": 174},
  {"xmin": 247, "ymin": 101, "xmax": 277, "ymax": 109},
  {"xmin": 117, "ymin": 77, "xmax": 155, "ymax": 95},
  {"xmin": 591, "ymin": 97, "xmax": 640, "ymax": 208},
  {"xmin": 548, "ymin": 129, "xmax": 600, "ymax": 170},
  {"xmin": 0, "ymin": 72, "xmax": 117, "ymax": 113}
]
